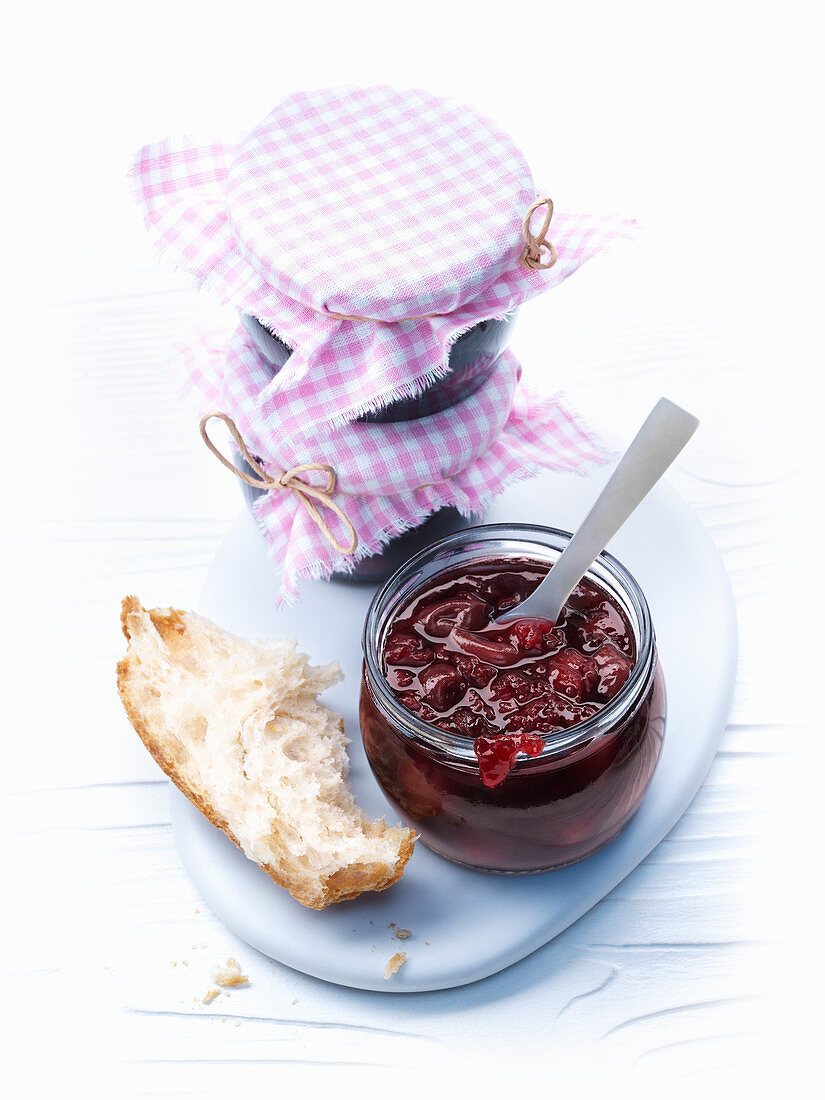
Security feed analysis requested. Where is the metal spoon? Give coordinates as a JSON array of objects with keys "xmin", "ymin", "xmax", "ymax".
[{"xmin": 496, "ymin": 397, "xmax": 699, "ymax": 625}]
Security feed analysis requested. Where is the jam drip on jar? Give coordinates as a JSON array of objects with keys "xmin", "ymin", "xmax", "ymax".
[{"xmin": 382, "ymin": 560, "xmax": 636, "ymax": 787}]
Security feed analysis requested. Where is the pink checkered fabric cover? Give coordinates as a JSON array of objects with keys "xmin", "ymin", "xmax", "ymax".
[
  {"xmin": 228, "ymin": 86, "xmax": 533, "ymax": 321},
  {"xmin": 181, "ymin": 325, "xmax": 608, "ymax": 604},
  {"xmin": 131, "ymin": 85, "xmax": 635, "ymax": 432}
]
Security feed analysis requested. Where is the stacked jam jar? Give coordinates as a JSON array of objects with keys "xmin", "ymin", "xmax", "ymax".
[{"xmin": 131, "ymin": 84, "xmax": 631, "ymax": 601}]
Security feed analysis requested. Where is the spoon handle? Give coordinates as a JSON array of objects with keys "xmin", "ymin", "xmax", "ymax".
[{"xmin": 526, "ymin": 398, "xmax": 699, "ymax": 623}]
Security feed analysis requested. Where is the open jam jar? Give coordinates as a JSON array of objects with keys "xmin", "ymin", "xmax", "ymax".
[{"xmin": 359, "ymin": 524, "xmax": 665, "ymax": 873}]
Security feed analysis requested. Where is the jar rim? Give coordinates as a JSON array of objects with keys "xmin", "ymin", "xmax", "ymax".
[{"xmin": 361, "ymin": 522, "xmax": 656, "ymax": 766}]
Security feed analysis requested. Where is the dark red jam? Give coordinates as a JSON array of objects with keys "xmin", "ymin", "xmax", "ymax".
[
  {"xmin": 360, "ymin": 551, "xmax": 665, "ymax": 873},
  {"xmin": 381, "ymin": 561, "xmax": 635, "ymax": 787}
]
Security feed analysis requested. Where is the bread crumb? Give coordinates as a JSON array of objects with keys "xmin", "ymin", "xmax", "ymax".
[
  {"xmin": 191, "ymin": 942, "xmax": 207, "ymax": 950},
  {"xmin": 394, "ymin": 928, "xmax": 412, "ymax": 940},
  {"xmin": 171, "ymin": 961, "xmax": 177, "ymax": 968},
  {"xmin": 202, "ymin": 989, "xmax": 220, "ymax": 1004},
  {"xmin": 290, "ymin": 998, "xmax": 298, "ymax": 1005},
  {"xmin": 181, "ymin": 960, "xmax": 189, "ymax": 966},
  {"xmin": 383, "ymin": 952, "xmax": 407, "ymax": 980},
  {"xmin": 212, "ymin": 957, "xmax": 249, "ymax": 987}
]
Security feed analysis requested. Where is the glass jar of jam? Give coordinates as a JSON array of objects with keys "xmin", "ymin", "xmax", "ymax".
[
  {"xmin": 359, "ymin": 524, "xmax": 665, "ymax": 873},
  {"xmin": 236, "ymin": 312, "xmax": 517, "ymax": 582}
]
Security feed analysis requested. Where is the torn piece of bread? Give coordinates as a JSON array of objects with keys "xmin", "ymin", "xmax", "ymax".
[{"xmin": 117, "ymin": 596, "xmax": 415, "ymax": 909}]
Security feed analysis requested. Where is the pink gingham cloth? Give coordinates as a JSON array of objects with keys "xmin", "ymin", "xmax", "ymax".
[
  {"xmin": 131, "ymin": 85, "xmax": 635, "ymax": 434},
  {"xmin": 182, "ymin": 324, "xmax": 608, "ymax": 604}
]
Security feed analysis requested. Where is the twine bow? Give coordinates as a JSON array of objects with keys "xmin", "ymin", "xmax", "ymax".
[
  {"xmin": 199, "ymin": 412, "xmax": 359, "ymax": 556},
  {"xmin": 518, "ymin": 197, "xmax": 558, "ymax": 271}
]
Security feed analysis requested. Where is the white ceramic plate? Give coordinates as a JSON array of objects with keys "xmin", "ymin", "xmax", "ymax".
[{"xmin": 170, "ymin": 467, "xmax": 737, "ymax": 991}]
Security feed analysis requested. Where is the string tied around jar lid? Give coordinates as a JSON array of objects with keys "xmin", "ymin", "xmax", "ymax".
[
  {"xmin": 199, "ymin": 412, "xmax": 359, "ymax": 556},
  {"xmin": 518, "ymin": 197, "xmax": 558, "ymax": 271}
]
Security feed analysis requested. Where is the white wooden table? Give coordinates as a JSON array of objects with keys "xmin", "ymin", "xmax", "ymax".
[{"xmin": 3, "ymin": 4, "xmax": 818, "ymax": 1097}]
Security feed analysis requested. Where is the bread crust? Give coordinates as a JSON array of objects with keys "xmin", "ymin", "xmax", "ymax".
[{"xmin": 117, "ymin": 596, "xmax": 415, "ymax": 909}]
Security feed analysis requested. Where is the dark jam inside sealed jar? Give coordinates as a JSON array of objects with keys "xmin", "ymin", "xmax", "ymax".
[
  {"xmin": 360, "ymin": 534, "xmax": 665, "ymax": 873},
  {"xmin": 382, "ymin": 560, "xmax": 636, "ymax": 788}
]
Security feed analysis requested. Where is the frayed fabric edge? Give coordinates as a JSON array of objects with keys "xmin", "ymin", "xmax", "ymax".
[{"xmin": 254, "ymin": 431, "xmax": 611, "ymax": 607}]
